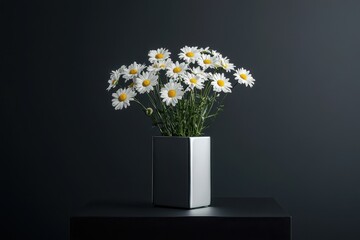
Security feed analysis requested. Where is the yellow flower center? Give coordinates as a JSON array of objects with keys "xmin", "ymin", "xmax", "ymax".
[
  {"xmin": 203, "ymin": 59, "xmax": 212, "ymax": 64},
  {"xmin": 142, "ymin": 79, "xmax": 150, "ymax": 87},
  {"xmin": 186, "ymin": 52, "xmax": 194, "ymax": 57},
  {"xmin": 118, "ymin": 93, "xmax": 127, "ymax": 102},
  {"xmin": 168, "ymin": 90, "xmax": 176, "ymax": 98},
  {"xmin": 173, "ymin": 67, "xmax": 182, "ymax": 73},
  {"xmin": 129, "ymin": 69, "xmax": 137, "ymax": 74},
  {"xmin": 155, "ymin": 53, "xmax": 164, "ymax": 59},
  {"xmin": 190, "ymin": 78, "xmax": 197, "ymax": 84},
  {"xmin": 217, "ymin": 80, "xmax": 225, "ymax": 87},
  {"xmin": 240, "ymin": 73, "xmax": 247, "ymax": 80}
]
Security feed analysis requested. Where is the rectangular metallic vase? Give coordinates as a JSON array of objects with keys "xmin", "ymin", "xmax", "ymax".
[{"xmin": 152, "ymin": 136, "xmax": 211, "ymax": 209}]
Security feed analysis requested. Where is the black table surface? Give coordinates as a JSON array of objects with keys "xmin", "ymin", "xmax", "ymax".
[
  {"xmin": 72, "ymin": 197, "xmax": 290, "ymax": 218},
  {"xmin": 71, "ymin": 198, "xmax": 291, "ymax": 240}
]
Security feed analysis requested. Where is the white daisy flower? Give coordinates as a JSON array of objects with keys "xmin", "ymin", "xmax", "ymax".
[
  {"xmin": 211, "ymin": 49, "xmax": 222, "ymax": 58},
  {"xmin": 128, "ymin": 79, "xmax": 136, "ymax": 89},
  {"xmin": 183, "ymin": 72, "xmax": 204, "ymax": 90},
  {"xmin": 210, "ymin": 73, "xmax": 232, "ymax": 93},
  {"xmin": 135, "ymin": 71, "xmax": 158, "ymax": 94},
  {"xmin": 199, "ymin": 47, "xmax": 210, "ymax": 53},
  {"xmin": 234, "ymin": 68, "xmax": 255, "ymax": 87},
  {"xmin": 118, "ymin": 65, "xmax": 126, "ymax": 74},
  {"xmin": 106, "ymin": 69, "xmax": 121, "ymax": 91},
  {"xmin": 166, "ymin": 61, "xmax": 188, "ymax": 79},
  {"xmin": 160, "ymin": 81, "xmax": 184, "ymax": 106},
  {"xmin": 216, "ymin": 56, "xmax": 235, "ymax": 72},
  {"xmin": 179, "ymin": 46, "xmax": 200, "ymax": 63},
  {"xmin": 147, "ymin": 59, "xmax": 172, "ymax": 72},
  {"xmin": 148, "ymin": 48, "xmax": 171, "ymax": 63},
  {"xmin": 123, "ymin": 62, "xmax": 146, "ymax": 81},
  {"xmin": 111, "ymin": 88, "xmax": 137, "ymax": 110},
  {"xmin": 191, "ymin": 67, "xmax": 208, "ymax": 79},
  {"xmin": 198, "ymin": 54, "xmax": 216, "ymax": 69}
]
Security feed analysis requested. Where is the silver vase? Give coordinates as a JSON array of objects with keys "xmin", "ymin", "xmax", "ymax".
[{"xmin": 152, "ymin": 136, "xmax": 211, "ymax": 209}]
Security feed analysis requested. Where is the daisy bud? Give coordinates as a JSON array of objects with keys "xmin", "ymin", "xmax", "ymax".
[{"xmin": 145, "ymin": 107, "xmax": 153, "ymax": 116}]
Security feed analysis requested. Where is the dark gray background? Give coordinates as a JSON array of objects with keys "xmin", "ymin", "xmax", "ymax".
[{"xmin": 3, "ymin": 0, "xmax": 360, "ymax": 239}]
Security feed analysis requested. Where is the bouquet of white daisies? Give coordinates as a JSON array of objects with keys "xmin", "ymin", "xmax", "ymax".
[{"xmin": 107, "ymin": 46, "xmax": 255, "ymax": 136}]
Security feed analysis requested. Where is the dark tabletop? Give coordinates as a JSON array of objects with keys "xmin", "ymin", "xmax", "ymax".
[{"xmin": 72, "ymin": 198, "xmax": 290, "ymax": 218}]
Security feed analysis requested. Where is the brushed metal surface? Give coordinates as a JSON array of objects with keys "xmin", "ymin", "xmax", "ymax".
[
  {"xmin": 190, "ymin": 137, "xmax": 211, "ymax": 208},
  {"xmin": 152, "ymin": 136, "xmax": 211, "ymax": 209},
  {"xmin": 152, "ymin": 137, "xmax": 190, "ymax": 208}
]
